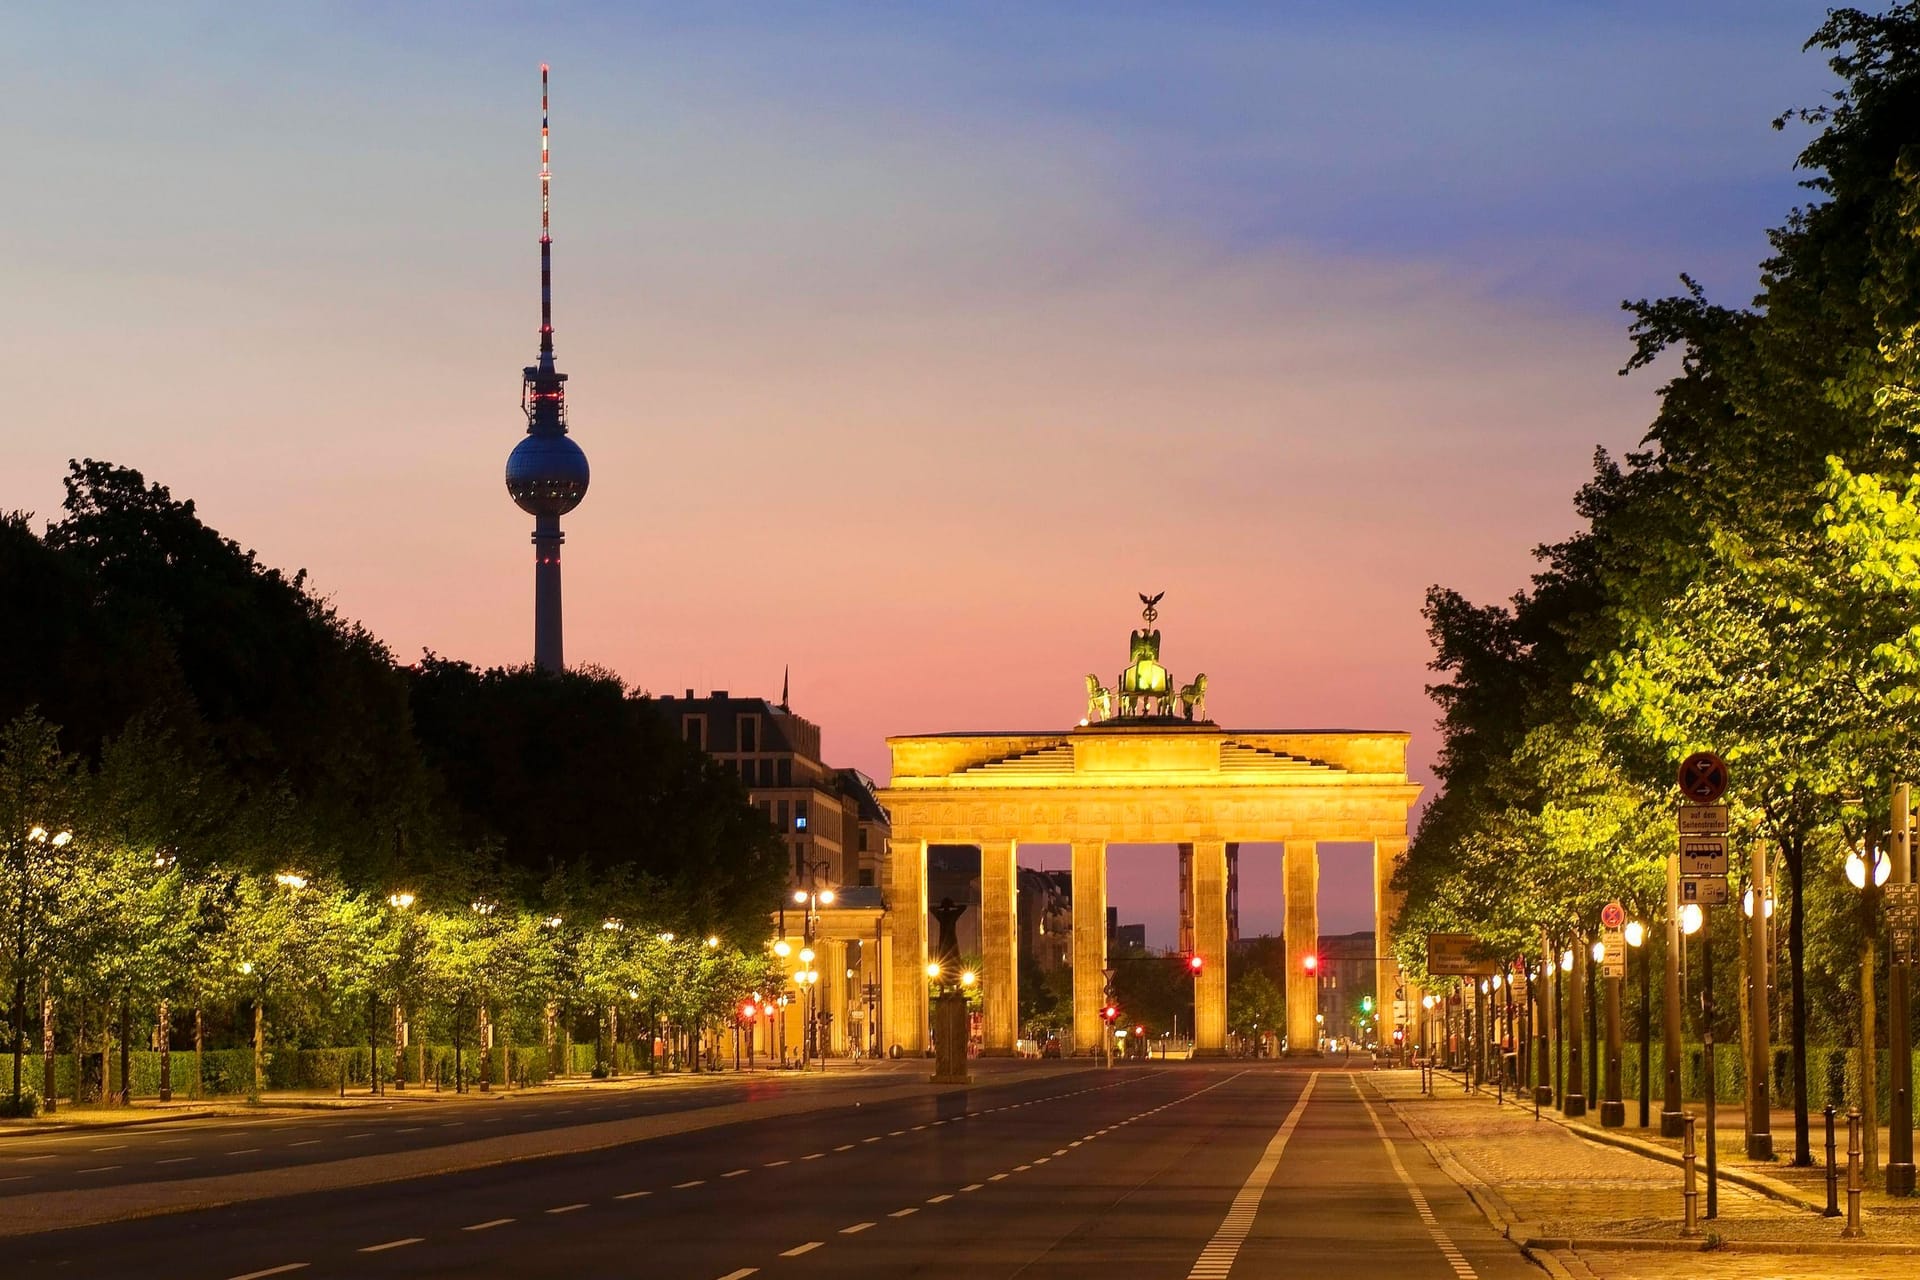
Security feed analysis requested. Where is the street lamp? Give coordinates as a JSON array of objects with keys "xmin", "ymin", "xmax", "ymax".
[
  {"xmin": 792, "ymin": 858, "xmax": 835, "ymax": 1067},
  {"xmin": 383, "ymin": 891, "xmax": 420, "ymax": 1094},
  {"xmin": 1626, "ymin": 919, "xmax": 1650, "ymax": 1128}
]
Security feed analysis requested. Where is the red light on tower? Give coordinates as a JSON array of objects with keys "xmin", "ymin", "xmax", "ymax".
[{"xmin": 1187, "ymin": 954, "xmax": 1204, "ymax": 974}]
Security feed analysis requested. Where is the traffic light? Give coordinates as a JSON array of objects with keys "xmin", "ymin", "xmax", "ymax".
[
  {"xmin": 1361, "ymin": 995, "xmax": 1374, "ymax": 1015},
  {"xmin": 1101, "ymin": 1004, "xmax": 1120, "ymax": 1024},
  {"xmin": 1134, "ymin": 1025, "xmax": 1145, "ymax": 1037},
  {"xmin": 1302, "ymin": 953, "xmax": 1318, "ymax": 974},
  {"xmin": 739, "ymin": 1001, "xmax": 757, "ymax": 1023},
  {"xmin": 1187, "ymin": 954, "xmax": 1204, "ymax": 974}
]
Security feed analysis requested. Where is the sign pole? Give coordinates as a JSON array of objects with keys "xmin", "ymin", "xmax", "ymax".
[
  {"xmin": 1600, "ymin": 900, "xmax": 1626, "ymax": 1127},
  {"xmin": 1663, "ymin": 848, "xmax": 1686, "ymax": 1136},
  {"xmin": 1702, "ymin": 902, "xmax": 1718, "ymax": 1218}
]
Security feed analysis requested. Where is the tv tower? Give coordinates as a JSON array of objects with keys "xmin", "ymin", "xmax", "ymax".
[{"xmin": 504, "ymin": 64, "xmax": 590, "ymax": 673}]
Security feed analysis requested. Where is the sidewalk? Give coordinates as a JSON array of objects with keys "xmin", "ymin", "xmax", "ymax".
[
  {"xmin": 1371, "ymin": 1069, "xmax": 1920, "ymax": 1280},
  {"xmin": 0, "ymin": 1058, "xmax": 924, "ymax": 1136}
]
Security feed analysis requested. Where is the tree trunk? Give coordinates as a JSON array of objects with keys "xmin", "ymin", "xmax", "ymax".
[
  {"xmin": 101, "ymin": 1001, "xmax": 113, "ymax": 1107},
  {"xmin": 1789, "ymin": 837, "xmax": 1811, "ymax": 1165},
  {"xmin": 251, "ymin": 999, "xmax": 263, "ymax": 1102},
  {"xmin": 194, "ymin": 1004, "xmax": 203, "ymax": 1101},
  {"xmin": 117, "ymin": 990, "xmax": 130, "ymax": 1106},
  {"xmin": 157, "ymin": 998, "xmax": 171, "ymax": 1102},
  {"xmin": 479, "ymin": 1003, "xmax": 492, "ymax": 1093},
  {"xmin": 40, "ymin": 981, "xmax": 55, "ymax": 1114}
]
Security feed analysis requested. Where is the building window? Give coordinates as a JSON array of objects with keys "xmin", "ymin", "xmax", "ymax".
[
  {"xmin": 795, "ymin": 799, "xmax": 808, "ymax": 829},
  {"xmin": 777, "ymin": 799, "xmax": 789, "ymax": 830},
  {"xmin": 739, "ymin": 715, "xmax": 758, "ymax": 753},
  {"xmin": 681, "ymin": 715, "xmax": 705, "ymax": 750},
  {"xmin": 859, "ymin": 869, "xmax": 874, "ymax": 887},
  {"xmin": 778, "ymin": 758, "xmax": 792, "ymax": 786},
  {"xmin": 858, "ymin": 828, "xmax": 868, "ymax": 853}
]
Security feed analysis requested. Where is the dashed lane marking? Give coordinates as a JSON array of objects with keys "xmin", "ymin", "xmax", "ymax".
[
  {"xmin": 90, "ymin": 1145, "xmax": 127, "ymax": 1152},
  {"xmin": 834, "ymin": 1144, "xmax": 856, "ymax": 1152},
  {"xmin": 780, "ymin": 1242, "xmax": 823, "ymax": 1257},
  {"xmin": 674, "ymin": 1180, "xmax": 706, "ymax": 1189},
  {"xmin": 889, "ymin": 1208, "xmax": 918, "ymax": 1218},
  {"xmin": 861, "ymin": 1136, "xmax": 882, "ymax": 1144},
  {"xmin": 463, "ymin": 1218, "xmax": 514, "ymax": 1231},
  {"xmin": 227, "ymin": 1148, "xmax": 261, "ymax": 1155},
  {"xmin": 288, "ymin": 1140, "xmax": 320, "ymax": 1147},
  {"xmin": 615, "ymin": 1191, "xmax": 651, "ymax": 1200},
  {"xmin": 926, "ymin": 1194, "xmax": 953, "ymax": 1204},
  {"xmin": 78, "ymin": 1165, "xmax": 121, "ymax": 1173},
  {"xmin": 359, "ymin": 1238, "xmax": 422, "ymax": 1252},
  {"xmin": 155, "ymin": 1157, "xmax": 193, "ymax": 1165},
  {"xmin": 722, "ymin": 1169, "xmax": 749, "ymax": 1178},
  {"xmin": 225, "ymin": 1266, "xmax": 308, "ymax": 1280},
  {"xmin": 1185, "ymin": 1072, "xmax": 1315, "ymax": 1280},
  {"xmin": 546, "ymin": 1203, "xmax": 588, "ymax": 1214},
  {"xmin": 961, "ymin": 1183, "xmax": 984, "ymax": 1192},
  {"xmin": 840, "ymin": 1222, "xmax": 875, "ymax": 1234},
  {"xmin": 988, "ymin": 1173, "xmax": 1009, "ymax": 1182},
  {"xmin": 803, "ymin": 1152, "xmax": 825, "ymax": 1160},
  {"xmin": 716, "ymin": 1270, "xmax": 759, "ymax": 1280},
  {"xmin": 765, "ymin": 1159, "xmax": 790, "ymax": 1167}
]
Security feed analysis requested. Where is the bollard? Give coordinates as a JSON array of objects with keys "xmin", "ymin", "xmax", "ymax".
[
  {"xmin": 1843, "ymin": 1107, "xmax": 1865, "ymax": 1239},
  {"xmin": 1681, "ymin": 1114, "xmax": 1699, "ymax": 1238},
  {"xmin": 1825, "ymin": 1105, "xmax": 1839, "ymax": 1218}
]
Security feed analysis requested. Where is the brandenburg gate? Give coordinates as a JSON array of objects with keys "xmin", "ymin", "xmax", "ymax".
[{"xmin": 877, "ymin": 596, "xmax": 1421, "ymax": 1057}]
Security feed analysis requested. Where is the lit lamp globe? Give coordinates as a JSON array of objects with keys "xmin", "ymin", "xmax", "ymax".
[{"xmin": 1847, "ymin": 846, "xmax": 1891, "ymax": 890}]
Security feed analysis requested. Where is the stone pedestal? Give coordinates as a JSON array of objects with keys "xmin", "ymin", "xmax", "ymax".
[{"xmin": 931, "ymin": 993, "xmax": 971, "ymax": 1084}]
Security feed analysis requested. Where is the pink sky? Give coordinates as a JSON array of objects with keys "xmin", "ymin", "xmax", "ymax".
[{"xmin": 3, "ymin": 5, "xmax": 1828, "ymax": 944}]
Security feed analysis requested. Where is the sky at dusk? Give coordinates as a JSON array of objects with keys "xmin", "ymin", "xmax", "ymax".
[{"xmin": 4, "ymin": 2, "xmax": 1838, "ymax": 947}]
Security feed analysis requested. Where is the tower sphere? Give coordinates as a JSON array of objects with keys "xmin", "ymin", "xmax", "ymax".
[{"xmin": 506, "ymin": 432, "xmax": 590, "ymax": 516}]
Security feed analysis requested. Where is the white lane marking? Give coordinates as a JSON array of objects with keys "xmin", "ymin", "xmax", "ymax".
[
  {"xmin": 225, "ymin": 1266, "xmax": 307, "ymax": 1280},
  {"xmin": 1357, "ymin": 1087, "xmax": 1483, "ymax": 1280},
  {"xmin": 90, "ymin": 1145, "xmax": 127, "ymax": 1152},
  {"xmin": 12, "ymin": 1155, "xmax": 51, "ymax": 1162},
  {"xmin": 78, "ymin": 1165, "xmax": 121, "ymax": 1173},
  {"xmin": 803, "ymin": 1152, "xmax": 825, "ymax": 1160},
  {"xmin": 889, "ymin": 1129, "xmax": 906, "ymax": 1136},
  {"xmin": 463, "ymin": 1218, "xmax": 514, "ymax": 1231},
  {"xmin": 765, "ymin": 1159, "xmax": 790, "ymax": 1167},
  {"xmin": 155, "ymin": 1157, "xmax": 194, "ymax": 1165},
  {"xmin": 833, "ymin": 1144, "xmax": 855, "ymax": 1152},
  {"xmin": 1013, "ymin": 1164, "xmax": 1031, "ymax": 1172},
  {"xmin": 396, "ymin": 1126, "xmax": 423, "ymax": 1133},
  {"xmin": 616, "ymin": 1190, "xmax": 652, "ymax": 1200},
  {"xmin": 1184, "ymin": 1072, "xmax": 1317, "ymax": 1280},
  {"xmin": 346, "ymin": 1133, "xmax": 373, "ymax": 1140},
  {"xmin": 988, "ymin": 1173, "xmax": 1009, "ymax": 1182},
  {"xmin": 861, "ymin": 1136, "xmax": 882, "ymax": 1144},
  {"xmin": 716, "ymin": 1270, "xmax": 759, "ymax": 1280},
  {"xmin": 722, "ymin": 1169, "xmax": 749, "ymax": 1178},
  {"xmin": 926, "ymin": 1194, "xmax": 953, "ymax": 1203},
  {"xmin": 961, "ymin": 1182, "xmax": 984, "ymax": 1191},
  {"xmin": 674, "ymin": 1179, "xmax": 706, "ymax": 1188},
  {"xmin": 227, "ymin": 1148, "xmax": 261, "ymax": 1155},
  {"xmin": 0, "ymin": 1175, "xmax": 29, "ymax": 1182},
  {"xmin": 780, "ymin": 1242, "xmax": 824, "ymax": 1257},
  {"xmin": 288, "ymin": 1140, "xmax": 320, "ymax": 1147},
  {"xmin": 546, "ymin": 1203, "xmax": 588, "ymax": 1214},
  {"xmin": 889, "ymin": 1208, "xmax": 918, "ymax": 1218},
  {"xmin": 358, "ymin": 1238, "xmax": 422, "ymax": 1253},
  {"xmin": 840, "ymin": 1222, "xmax": 875, "ymax": 1234}
]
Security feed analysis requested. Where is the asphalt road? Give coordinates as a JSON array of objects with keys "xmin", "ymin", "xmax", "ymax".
[
  {"xmin": 0, "ymin": 1068, "xmax": 925, "ymax": 1197},
  {"xmin": 14, "ymin": 1064, "xmax": 1544, "ymax": 1279}
]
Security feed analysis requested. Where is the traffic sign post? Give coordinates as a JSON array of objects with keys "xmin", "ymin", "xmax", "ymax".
[
  {"xmin": 1679, "ymin": 837, "xmax": 1729, "ymax": 878},
  {"xmin": 1679, "ymin": 877, "xmax": 1729, "ymax": 907},
  {"xmin": 1600, "ymin": 900, "xmax": 1627, "ymax": 1128}
]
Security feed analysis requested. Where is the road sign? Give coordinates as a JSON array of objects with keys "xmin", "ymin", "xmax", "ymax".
[
  {"xmin": 1895, "ymin": 885, "xmax": 1919, "ymax": 965},
  {"xmin": 1677, "ymin": 804, "xmax": 1730, "ymax": 835},
  {"xmin": 1680, "ymin": 876, "xmax": 1729, "ymax": 906},
  {"xmin": 1601, "ymin": 900, "xmax": 1625, "ymax": 930},
  {"xmin": 1602, "ymin": 934, "xmax": 1626, "ymax": 979},
  {"xmin": 1426, "ymin": 933, "xmax": 1498, "ymax": 977},
  {"xmin": 1679, "ymin": 837, "xmax": 1729, "ymax": 878},
  {"xmin": 1677, "ymin": 751, "xmax": 1730, "ymax": 804}
]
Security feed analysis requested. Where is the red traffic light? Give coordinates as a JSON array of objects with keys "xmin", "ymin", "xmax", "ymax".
[
  {"xmin": 1187, "ymin": 954, "xmax": 1204, "ymax": 973},
  {"xmin": 1133, "ymin": 1025, "xmax": 1145, "ymax": 1036},
  {"xmin": 1302, "ymin": 953, "xmax": 1319, "ymax": 973},
  {"xmin": 1101, "ymin": 1004, "xmax": 1119, "ymax": 1023},
  {"xmin": 739, "ymin": 1002, "xmax": 757, "ymax": 1021}
]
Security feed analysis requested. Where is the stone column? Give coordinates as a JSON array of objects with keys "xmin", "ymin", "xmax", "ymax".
[
  {"xmin": 886, "ymin": 833, "xmax": 928, "ymax": 1054},
  {"xmin": 980, "ymin": 838, "xmax": 1020, "ymax": 1055},
  {"xmin": 1284, "ymin": 839, "xmax": 1319, "ymax": 1055},
  {"xmin": 825, "ymin": 940, "xmax": 848, "ymax": 1055},
  {"xmin": 1071, "ymin": 839, "xmax": 1108, "ymax": 1056},
  {"xmin": 1374, "ymin": 835, "xmax": 1409, "ymax": 1044},
  {"xmin": 1191, "ymin": 840, "xmax": 1229, "ymax": 1055}
]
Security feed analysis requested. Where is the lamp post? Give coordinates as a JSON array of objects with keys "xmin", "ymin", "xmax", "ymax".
[
  {"xmin": 1662, "ymin": 846, "xmax": 1686, "ymax": 1136},
  {"xmin": 1742, "ymin": 865, "xmax": 1775, "ymax": 1162},
  {"xmin": 1626, "ymin": 920, "xmax": 1649, "ymax": 1128},
  {"xmin": 10, "ymin": 827, "xmax": 71, "ymax": 1116},
  {"xmin": 1889, "ymin": 785, "xmax": 1915, "ymax": 1195},
  {"xmin": 792, "ymin": 859, "xmax": 835, "ymax": 1067}
]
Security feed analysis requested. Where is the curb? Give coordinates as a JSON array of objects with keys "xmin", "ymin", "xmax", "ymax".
[{"xmin": 1518, "ymin": 1235, "xmax": 1920, "ymax": 1256}]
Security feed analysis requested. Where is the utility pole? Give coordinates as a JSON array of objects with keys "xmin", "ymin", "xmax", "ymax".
[{"xmin": 1890, "ymin": 783, "xmax": 1915, "ymax": 1194}]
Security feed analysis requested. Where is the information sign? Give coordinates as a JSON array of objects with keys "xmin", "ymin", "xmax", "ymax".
[
  {"xmin": 1426, "ymin": 933, "xmax": 1498, "ymax": 977},
  {"xmin": 1677, "ymin": 804, "xmax": 1730, "ymax": 836},
  {"xmin": 1679, "ymin": 876, "xmax": 1729, "ymax": 906},
  {"xmin": 1679, "ymin": 837, "xmax": 1729, "ymax": 878},
  {"xmin": 1602, "ymin": 934, "xmax": 1626, "ymax": 979}
]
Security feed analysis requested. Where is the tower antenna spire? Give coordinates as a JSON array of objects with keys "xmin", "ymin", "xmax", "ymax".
[{"xmin": 539, "ymin": 62, "xmax": 554, "ymax": 368}]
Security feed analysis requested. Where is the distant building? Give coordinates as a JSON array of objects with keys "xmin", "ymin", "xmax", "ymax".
[
  {"xmin": 1315, "ymin": 930, "xmax": 1378, "ymax": 1044},
  {"xmin": 1111, "ymin": 922, "xmax": 1147, "ymax": 957},
  {"xmin": 656, "ymin": 689, "xmax": 889, "ymax": 1057},
  {"xmin": 656, "ymin": 690, "xmax": 887, "ymax": 891}
]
